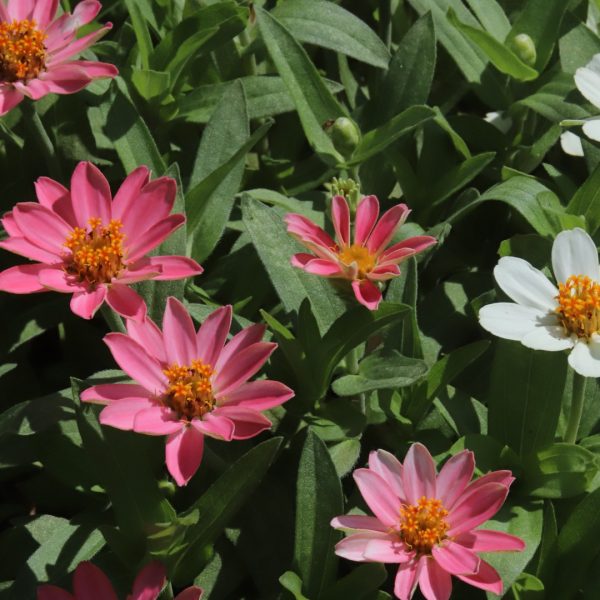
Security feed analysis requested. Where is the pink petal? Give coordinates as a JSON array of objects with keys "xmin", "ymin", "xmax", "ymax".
[
  {"xmin": 380, "ymin": 236, "xmax": 437, "ymax": 262},
  {"xmin": 32, "ymin": 0, "xmax": 59, "ymax": 28},
  {"xmin": 394, "ymin": 559, "xmax": 423, "ymax": 600},
  {"xmin": 80, "ymin": 383, "xmax": 151, "ymax": 404},
  {"xmin": 165, "ymin": 426, "xmax": 205, "ymax": 486},
  {"xmin": 36, "ymin": 585, "xmax": 74, "ymax": 600},
  {"xmin": 355, "ymin": 195, "xmax": 380, "ymax": 245},
  {"xmin": 353, "ymin": 468, "xmax": 402, "ymax": 528},
  {"xmin": 212, "ymin": 406, "xmax": 272, "ymax": 440},
  {"xmin": 402, "ymin": 443, "xmax": 437, "ymax": 504},
  {"xmin": 111, "ymin": 166, "xmax": 150, "ymax": 223},
  {"xmin": 363, "ymin": 537, "xmax": 412, "ymax": 563},
  {"xmin": 435, "ymin": 451, "xmax": 475, "ymax": 509},
  {"xmin": 126, "ymin": 317, "xmax": 167, "ymax": 364},
  {"xmin": 0, "ymin": 236, "xmax": 60, "ymax": 263},
  {"xmin": 148, "ymin": 256, "xmax": 203, "ymax": 281},
  {"xmin": 129, "ymin": 561, "xmax": 166, "ymax": 600},
  {"xmin": 44, "ymin": 1, "xmax": 102, "ymax": 51},
  {"xmin": 448, "ymin": 483, "xmax": 509, "ymax": 536},
  {"xmin": 330, "ymin": 515, "xmax": 388, "ymax": 533},
  {"xmin": 126, "ymin": 214, "xmax": 186, "ymax": 262},
  {"xmin": 195, "ymin": 305, "xmax": 232, "ymax": 367},
  {"xmin": 163, "ymin": 297, "xmax": 197, "ymax": 365},
  {"xmin": 368, "ymin": 450, "xmax": 405, "ymax": 499},
  {"xmin": 376, "ymin": 247, "xmax": 415, "ymax": 267},
  {"xmin": 72, "ymin": 561, "xmax": 118, "ymax": 600},
  {"xmin": 7, "ymin": 0, "xmax": 36, "ymax": 21},
  {"xmin": 213, "ymin": 342, "xmax": 277, "ymax": 396},
  {"xmin": 418, "ymin": 557, "xmax": 452, "ymax": 600},
  {"xmin": 431, "ymin": 541, "xmax": 480, "ymax": 575},
  {"xmin": 455, "ymin": 529, "xmax": 525, "ymax": 553},
  {"xmin": 33, "ymin": 65, "xmax": 95, "ymax": 96},
  {"xmin": 284, "ymin": 213, "xmax": 337, "ymax": 257},
  {"xmin": 70, "ymin": 286, "xmax": 107, "ymax": 319},
  {"xmin": 367, "ymin": 264, "xmax": 400, "ymax": 281},
  {"xmin": 215, "ymin": 324, "xmax": 266, "ymax": 372},
  {"xmin": 70, "ymin": 162, "xmax": 111, "ymax": 226},
  {"xmin": 463, "ymin": 470, "xmax": 515, "ymax": 496},
  {"xmin": 12, "ymin": 202, "xmax": 71, "ymax": 254},
  {"xmin": 61, "ymin": 60, "xmax": 118, "ymax": 80},
  {"xmin": 133, "ymin": 407, "xmax": 182, "ymax": 435},
  {"xmin": 290, "ymin": 253, "xmax": 318, "ymax": 268},
  {"xmin": 174, "ymin": 588, "xmax": 203, "ymax": 600},
  {"xmin": 0, "ymin": 85, "xmax": 23, "ymax": 116},
  {"xmin": 106, "ymin": 284, "xmax": 147, "ymax": 321},
  {"xmin": 366, "ymin": 204, "xmax": 410, "ymax": 254},
  {"xmin": 0, "ymin": 264, "xmax": 46, "ymax": 293},
  {"xmin": 38, "ymin": 267, "xmax": 85, "ymax": 292},
  {"xmin": 116, "ymin": 260, "xmax": 161, "ymax": 284},
  {"xmin": 334, "ymin": 531, "xmax": 395, "ymax": 562},
  {"xmin": 192, "ymin": 413, "xmax": 235, "ymax": 441},
  {"xmin": 2, "ymin": 211, "xmax": 22, "ymax": 236},
  {"xmin": 302, "ymin": 258, "xmax": 343, "ymax": 277},
  {"xmin": 331, "ymin": 195, "xmax": 350, "ymax": 245},
  {"xmin": 47, "ymin": 23, "xmax": 113, "ymax": 64},
  {"xmin": 455, "ymin": 559, "xmax": 503, "ymax": 595},
  {"xmin": 99, "ymin": 398, "xmax": 156, "ymax": 431},
  {"xmin": 217, "ymin": 380, "xmax": 294, "ymax": 411},
  {"xmin": 34, "ymin": 177, "xmax": 76, "ymax": 225},
  {"xmin": 351, "ymin": 279, "xmax": 382, "ymax": 310},
  {"xmin": 104, "ymin": 333, "xmax": 168, "ymax": 394}
]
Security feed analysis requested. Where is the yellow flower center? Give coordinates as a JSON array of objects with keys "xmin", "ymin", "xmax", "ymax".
[
  {"xmin": 162, "ymin": 360, "xmax": 215, "ymax": 420},
  {"xmin": 397, "ymin": 496, "xmax": 449, "ymax": 554},
  {"xmin": 556, "ymin": 274, "xmax": 600, "ymax": 339},
  {"xmin": 0, "ymin": 20, "xmax": 46, "ymax": 82},
  {"xmin": 337, "ymin": 244, "xmax": 376, "ymax": 278},
  {"xmin": 63, "ymin": 218, "xmax": 126, "ymax": 286}
]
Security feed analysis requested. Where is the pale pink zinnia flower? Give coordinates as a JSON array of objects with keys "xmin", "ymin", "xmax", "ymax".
[
  {"xmin": 285, "ymin": 195, "xmax": 436, "ymax": 310},
  {"xmin": 81, "ymin": 297, "xmax": 294, "ymax": 485},
  {"xmin": 0, "ymin": 0, "xmax": 118, "ymax": 115},
  {"xmin": 0, "ymin": 161, "xmax": 202, "ymax": 320},
  {"xmin": 331, "ymin": 443, "xmax": 524, "ymax": 600},
  {"xmin": 37, "ymin": 560, "xmax": 203, "ymax": 600}
]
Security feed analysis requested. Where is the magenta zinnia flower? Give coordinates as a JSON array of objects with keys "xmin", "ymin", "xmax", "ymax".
[
  {"xmin": 0, "ymin": 161, "xmax": 202, "ymax": 320},
  {"xmin": 285, "ymin": 195, "xmax": 436, "ymax": 310},
  {"xmin": 0, "ymin": 0, "xmax": 117, "ymax": 115},
  {"xmin": 331, "ymin": 443, "xmax": 524, "ymax": 600},
  {"xmin": 81, "ymin": 297, "xmax": 294, "ymax": 485},
  {"xmin": 37, "ymin": 560, "xmax": 202, "ymax": 600}
]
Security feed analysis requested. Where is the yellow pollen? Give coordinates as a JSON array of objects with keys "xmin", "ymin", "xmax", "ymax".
[
  {"xmin": 63, "ymin": 218, "xmax": 126, "ymax": 287},
  {"xmin": 162, "ymin": 359, "xmax": 215, "ymax": 420},
  {"xmin": 396, "ymin": 496, "xmax": 449, "ymax": 554},
  {"xmin": 556, "ymin": 274, "xmax": 600, "ymax": 339},
  {"xmin": 0, "ymin": 20, "xmax": 46, "ymax": 82},
  {"xmin": 337, "ymin": 243, "xmax": 376, "ymax": 278}
]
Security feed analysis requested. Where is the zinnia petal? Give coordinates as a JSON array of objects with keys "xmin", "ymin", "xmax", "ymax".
[
  {"xmin": 195, "ymin": 305, "xmax": 232, "ymax": 367},
  {"xmin": 353, "ymin": 468, "xmax": 401, "ymax": 527},
  {"xmin": 354, "ymin": 195, "xmax": 379, "ymax": 245},
  {"xmin": 165, "ymin": 426, "xmax": 205, "ymax": 486},
  {"xmin": 479, "ymin": 302, "xmax": 557, "ymax": 342},
  {"xmin": 331, "ymin": 195, "xmax": 350, "ymax": 245},
  {"xmin": 72, "ymin": 562, "xmax": 118, "ymax": 600},
  {"xmin": 552, "ymin": 228, "xmax": 600, "ymax": 284},
  {"xmin": 129, "ymin": 561, "xmax": 166, "ymax": 600},
  {"xmin": 163, "ymin": 297, "xmax": 197, "ymax": 365},
  {"xmin": 70, "ymin": 287, "xmax": 106, "ymax": 319},
  {"xmin": 568, "ymin": 336, "xmax": 600, "ymax": 377},
  {"xmin": 418, "ymin": 557, "xmax": 452, "ymax": 600},
  {"xmin": 455, "ymin": 559, "xmax": 503, "ymax": 595},
  {"xmin": 368, "ymin": 449, "xmax": 405, "ymax": 499},
  {"xmin": 402, "ymin": 443, "xmax": 436, "ymax": 504},
  {"xmin": 448, "ymin": 483, "xmax": 509, "ymax": 536},
  {"xmin": 394, "ymin": 559, "xmax": 423, "ymax": 600},
  {"xmin": 435, "ymin": 451, "xmax": 475, "ymax": 509}
]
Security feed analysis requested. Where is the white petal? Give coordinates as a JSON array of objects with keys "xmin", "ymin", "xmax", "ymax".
[
  {"xmin": 521, "ymin": 325, "xmax": 574, "ymax": 351},
  {"xmin": 494, "ymin": 257, "xmax": 558, "ymax": 312},
  {"xmin": 479, "ymin": 302, "xmax": 553, "ymax": 341},
  {"xmin": 583, "ymin": 118, "xmax": 600, "ymax": 142},
  {"xmin": 552, "ymin": 228, "xmax": 600, "ymax": 284},
  {"xmin": 568, "ymin": 336, "xmax": 600, "ymax": 377},
  {"xmin": 575, "ymin": 54, "xmax": 600, "ymax": 109},
  {"xmin": 560, "ymin": 131, "xmax": 584, "ymax": 157}
]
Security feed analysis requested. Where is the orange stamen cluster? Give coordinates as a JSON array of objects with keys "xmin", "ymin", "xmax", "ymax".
[
  {"xmin": 0, "ymin": 20, "xmax": 46, "ymax": 82},
  {"xmin": 397, "ymin": 496, "xmax": 449, "ymax": 554},
  {"xmin": 556, "ymin": 274, "xmax": 600, "ymax": 339},
  {"xmin": 337, "ymin": 243, "xmax": 376, "ymax": 278},
  {"xmin": 63, "ymin": 218, "xmax": 125, "ymax": 286},
  {"xmin": 162, "ymin": 360, "xmax": 215, "ymax": 420}
]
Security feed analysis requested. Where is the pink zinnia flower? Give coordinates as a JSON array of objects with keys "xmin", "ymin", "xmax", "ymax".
[
  {"xmin": 81, "ymin": 297, "xmax": 294, "ymax": 485},
  {"xmin": 0, "ymin": 0, "xmax": 118, "ymax": 115},
  {"xmin": 0, "ymin": 161, "xmax": 202, "ymax": 320},
  {"xmin": 285, "ymin": 195, "xmax": 436, "ymax": 310},
  {"xmin": 37, "ymin": 560, "xmax": 202, "ymax": 600},
  {"xmin": 331, "ymin": 443, "xmax": 524, "ymax": 600}
]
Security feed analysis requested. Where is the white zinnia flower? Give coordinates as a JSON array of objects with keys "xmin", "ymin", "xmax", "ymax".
[{"xmin": 479, "ymin": 228, "xmax": 600, "ymax": 377}]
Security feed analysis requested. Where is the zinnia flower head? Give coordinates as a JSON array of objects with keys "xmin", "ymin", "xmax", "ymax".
[
  {"xmin": 37, "ymin": 560, "xmax": 203, "ymax": 600},
  {"xmin": 331, "ymin": 443, "xmax": 524, "ymax": 600},
  {"xmin": 0, "ymin": 0, "xmax": 118, "ymax": 115},
  {"xmin": 479, "ymin": 227, "xmax": 600, "ymax": 377},
  {"xmin": 81, "ymin": 297, "xmax": 294, "ymax": 485},
  {"xmin": 285, "ymin": 195, "xmax": 436, "ymax": 310},
  {"xmin": 0, "ymin": 161, "xmax": 203, "ymax": 320}
]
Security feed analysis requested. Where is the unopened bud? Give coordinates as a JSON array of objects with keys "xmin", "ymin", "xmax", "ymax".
[
  {"xmin": 510, "ymin": 33, "xmax": 537, "ymax": 67},
  {"xmin": 329, "ymin": 117, "xmax": 361, "ymax": 159},
  {"xmin": 326, "ymin": 177, "xmax": 361, "ymax": 215}
]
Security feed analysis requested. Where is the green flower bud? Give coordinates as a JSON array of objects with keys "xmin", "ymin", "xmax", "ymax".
[
  {"xmin": 510, "ymin": 33, "xmax": 537, "ymax": 67},
  {"xmin": 326, "ymin": 177, "xmax": 362, "ymax": 215},
  {"xmin": 329, "ymin": 117, "xmax": 361, "ymax": 159}
]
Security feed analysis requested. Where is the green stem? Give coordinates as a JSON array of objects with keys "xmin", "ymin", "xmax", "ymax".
[
  {"xmin": 100, "ymin": 304, "xmax": 126, "ymax": 333},
  {"xmin": 21, "ymin": 101, "xmax": 62, "ymax": 180},
  {"xmin": 565, "ymin": 371, "xmax": 586, "ymax": 444},
  {"xmin": 379, "ymin": 0, "xmax": 392, "ymax": 49},
  {"xmin": 346, "ymin": 346, "xmax": 366, "ymax": 413}
]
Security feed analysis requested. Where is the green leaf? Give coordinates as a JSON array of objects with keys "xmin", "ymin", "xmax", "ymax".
[
  {"xmin": 567, "ymin": 162, "xmax": 600, "ymax": 236},
  {"xmin": 328, "ymin": 439, "xmax": 361, "ymax": 478},
  {"xmin": 512, "ymin": 573, "xmax": 545, "ymax": 599},
  {"xmin": 464, "ymin": 0, "xmax": 511, "ymax": 40},
  {"xmin": 124, "ymin": 0, "xmax": 153, "ymax": 69},
  {"xmin": 323, "ymin": 563, "xmax": 387, "ymax": 600},
  {"xmin": 293, "ymin": 430, "xmax": 343, "ymax": 598},
  {"xmin": 273, "ymin": 0, "xmax": 390, "ymax": 69},
  {"xmin": 255, "ymin": 7, "xmax": 346, "ymax": 164},
  {"xmin": 559, "ymin": 22, "xmax": 600, "ymax": 75},
  {"xmin": 488, "ymin": 341, "xmax": 568, "ymax": 457},
  {"xmin": 280, "ymin": 571, "xmax": 310, "ymax": 600},
  {"xmin": 172, "ymin": 437, "xmax": 282, "ymax": 585},
  {"xmin": 241, "ymin": 197, "xmax": 347, "ymax": 334},
  {"xmin": 130, "ymin": 68, "xmax": 170, "ymax": 101},
  {"xmin": 448, "ymin": 9, "xmax": 538, "ymax": 81}
]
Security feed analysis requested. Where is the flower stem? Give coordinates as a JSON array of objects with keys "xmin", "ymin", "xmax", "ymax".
[
  {"xmin": 100, "ymin": 304, "xmax": 126, "ymax": 333},
  {"xmin": 346, "ymin": 346, "xmax": 366, "ymax": 413},
  {"xmin": 565, "ymin": 371, "xmax": 586, "ymax": 444}
]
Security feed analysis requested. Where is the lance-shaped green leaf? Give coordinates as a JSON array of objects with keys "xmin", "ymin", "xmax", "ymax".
[
  {"xmin": 293, "ymin": 430, "xmax": 342, "ymax": 598},
  {"xmin": 323, "ymin": 563, "xmax": 388, "ymax": 600},
  {"xmin": 567, "ymin": 162, "xmax": 600, "ymax": 236},
  {"xmin": 255, "ymin": 7, "xmax": 347, "ymax": 164}
]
